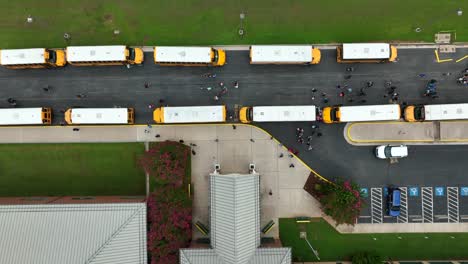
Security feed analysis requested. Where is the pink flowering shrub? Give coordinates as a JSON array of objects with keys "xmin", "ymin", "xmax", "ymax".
[
  {"xmin": 307, "ymin": 177, "xmax": 364, "ymax": 226},
  {"xmin": 141, "ymin": 141, "xmax": 192, "ymax": 264}
]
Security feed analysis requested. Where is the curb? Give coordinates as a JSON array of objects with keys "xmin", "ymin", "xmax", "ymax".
[
  {"xmin": 344, "ymin": 121, "xmax": 468, "ymax": 146},
  {"xmin": 139, "ymin": 43, "xmax": 468, "ymax": 52}
]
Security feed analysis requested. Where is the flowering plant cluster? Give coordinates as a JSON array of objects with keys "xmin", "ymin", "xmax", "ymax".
[
  {"xmin": 305, "ymin": 175, "xmax": 364, "ymax": 226},
  {"xmin": 141, "ymin": 141, "xmax": 192, "ymax": 264}
]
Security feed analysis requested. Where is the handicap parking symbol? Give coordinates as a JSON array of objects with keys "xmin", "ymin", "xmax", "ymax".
[
  {"xmin": 383, "ymin": 187, "xmax": 388, "ymax": 197},
  {"xmin": 409, "ymin": 187, "xmax": 419, "ymax": 197},
  {"xmin": 461, "ymin": 187, "xmax": 468, "ymax": 196},
  {"xmin": 360, "ymin": 188, "xmax": 368, "ymax": 198},
  {"xmin": 435, "ymin": 187, "xmax": 445, "ymax": 196}
]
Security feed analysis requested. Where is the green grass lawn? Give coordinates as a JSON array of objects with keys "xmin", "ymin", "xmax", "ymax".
[
  {"xmin": 280, "ymin": 218, "xmax": 468, "ymax": 261},
  {"xmin": 0, "ymin": 0, "xmax": 466, "ymax": 48},
  {"xmin": 0, "ymin": 143, "xmax": 145, "ymax": 196}
]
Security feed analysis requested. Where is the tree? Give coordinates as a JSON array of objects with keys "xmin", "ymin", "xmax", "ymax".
[
  {"xmin": 141, "ymin": 141, "xmax": 192, "ymax": 264},
  {"xmin": 305, "ymin": 176, "xmax": 364, "ymax": 226}
]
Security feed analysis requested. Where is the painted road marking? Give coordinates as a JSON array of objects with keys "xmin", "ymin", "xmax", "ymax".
[
  {"xmin": 435, "ymin": 187, "xmax": 445, "ymax": 196},
  {"xmin": 397, "ymin": 187, "xmax": 408, "ymax": 223},
  {"xmin": 461, "ymin": 187, "xmax": 468, "ymax": 196},
  {"xmin": 360, "ymin": 188, "xmax": 369, "ymax": 198},
  {"xmin": 409, "ymin": 187, "xmax": 419, "ymax": 197},
  {"xmin": 422, "ymin": 187, "xmax": 434, "ymax": 223},
  {"xmin": 371, "ymin": 188, "xmax": 383, "ymax": 224},
  {"xmin": 447, "ymin": 187, "xmax": 459, "ymax": 223}
]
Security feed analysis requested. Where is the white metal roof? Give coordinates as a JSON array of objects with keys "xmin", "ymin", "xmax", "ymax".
[
  {"xmin": 340, "ymin": 104, "xmax": 400, "ymax": 122},
  {"xmin": 66, "ymin": 46, "xmax": 127, "ymax": 62},
  {"xmin": 252, "ymin": 106, "xmax": 316, "ymax": 122},
  {"xmin": 163, "ymin": 106, "xmax": 225, "ymax": 123},
  {"xmin": 424, "ymin": 103, "xmax": 468, "ymax": 121},
  {"xmin": 180, "ymin": 173, "xmax": 291, "ymax": 264},
  {"xmin": 0, "ymin": 203, "xmax": 147, "ymax": 264},
  {"xmin": 0, "ymin": 48, "xmax": 46, "ymax": 65},
  {"xmin": 69, "ymin": 108, "xmax": 129, "ymax": 124},
  {"xmin": 342, "ymin": 43, "xmax": 391, "ymax": 60},
  {"xmin": 155, "ymin": 46, "xmax": 213, "ymax": 63},
  {"xmin": 250, "ymin": 45, "xmax": 312, "ymax": 63},
  {"xmin": 210, "ymin": 173, "xmax": 260, "ymax": 264},
  {"xmin": 0, "ymin": 108, "xmax": 45, "ymax": 125}
]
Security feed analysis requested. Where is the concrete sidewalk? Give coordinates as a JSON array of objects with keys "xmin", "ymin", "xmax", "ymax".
[
  {"xmin": 345, "ymin": 121, "xmax": 468, "ymax": 145},
  {"xmin": 323, "ymin": 215, "xmax": 468, "ymax": 234},
  {"xmin": 0, "ymin": 124, "xmax": 321, "ymax": 239},
  {"xmin": 5, "ymin": 125, "xmax": 468, "ymax": 235}
]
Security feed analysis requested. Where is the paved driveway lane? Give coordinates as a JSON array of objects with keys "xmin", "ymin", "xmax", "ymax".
[{"xmin": 0, "ymin": 48, "xmax": 467, "ymax": 188}]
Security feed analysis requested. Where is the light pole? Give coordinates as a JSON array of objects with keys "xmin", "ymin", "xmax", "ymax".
[
  {"xmin": 239, "ymin": 12, "xmax": 246, "ymax": 38},
  {"xmin": 300, "ymin": 232, "xmax": 320, "ymax": 260}
]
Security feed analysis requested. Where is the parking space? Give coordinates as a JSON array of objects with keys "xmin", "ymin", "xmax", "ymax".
[
  {"xmin": 397, "ymin": 187, "xmax": 408, "ymax": 223},
  {"xmin": 370, "ymin": 188, "xmax": 383, "ymax": 224},
  {"xmin": 422, "ymin": 187, "xmax": 434, "ymax": 223},
  {"xmin": 447, "ymin": 187, "xmax": 459, "ymax": 223},
  {"xmin": 358, "ymin": 186, "xmax": 468, "ymax": 225}
]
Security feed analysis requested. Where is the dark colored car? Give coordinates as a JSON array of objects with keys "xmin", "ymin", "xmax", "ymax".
[{"xmin": 387, "ymin": 187, "xmax": 401, "ymax": 217}]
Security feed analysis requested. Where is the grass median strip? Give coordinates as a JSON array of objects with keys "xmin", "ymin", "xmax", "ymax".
[
  {"xmin": 0, "ymin": 0, "xmax": 466, "ymax": 48},
  {"xmin": 0, "ymin": 143, "xmax": 145, "ymax": 196},
  {"xmin": 280, "ymin": 218, "xmax": 468, "ymax": 261}
]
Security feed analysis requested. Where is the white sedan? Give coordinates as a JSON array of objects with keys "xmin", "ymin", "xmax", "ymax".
[{"xmin": 375, "ymin": 145, "xmax": 408, "ymax": 159}]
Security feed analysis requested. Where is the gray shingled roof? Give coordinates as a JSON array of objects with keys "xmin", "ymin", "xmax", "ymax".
[
  {"xmin": 0, "ymin": 203, "xmax": 147, "ymax": 264},
  {"xmin": 180, "ymin": 173, "xmax": 291, "ymax": 264}
]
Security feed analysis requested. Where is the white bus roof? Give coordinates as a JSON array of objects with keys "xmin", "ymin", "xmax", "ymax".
[
  {"xmin": 66, "ymin": 46, "xmax": 127, "ymax": 62},
  {"xmin": 0, "ymin": 108, "xmax": 44, "ymax": 125},
  {"xmin": 342, "ymin": 43, "xmax": 391, "ymax": 60},
  {"xmin": 0, "ymin": 48, "xmax": 46, "ymax": 65},
  {"xmin": 340, "ymin": 104, "xmax": 400, "ymax": 122},
  {"xmin": 163, "ymin": 106, "xmax": 225, "ymax": 123},
  {"xmin": 424, "ymin": 104, "xmax": 468, "ymax": 121},
  {"xmin": 250, "ymin": 45, "xmax": 312, "ymax": 63},
  {"xmin": 155, "ymin": 47, "xmax": 213, "ymax": 63},
  {"xmin": 69, "ymin": 108, "xmax": 128, "ymax": 124},
  {"xmin": 252, "ymin": 106, "xmax": 316, "ymax": 122}
]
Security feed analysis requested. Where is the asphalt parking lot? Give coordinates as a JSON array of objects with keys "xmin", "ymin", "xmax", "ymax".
[{"xmin": 1, "ymin": 47, "xmax": 468, "ymax": 222}]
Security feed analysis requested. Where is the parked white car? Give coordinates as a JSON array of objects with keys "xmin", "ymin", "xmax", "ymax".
[{"xmin": 375, "ymin": 145, "xmax": 408, "ymax": 159}]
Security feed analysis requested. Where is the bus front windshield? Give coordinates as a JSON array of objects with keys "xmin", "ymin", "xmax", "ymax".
[
  {"xmin": 128, "ymin": 48, "xmax": 136, "ymax": 61},
  {"xmin": 247, "ymin": 107, "xmax": 253, "ymax": 122},
  {"xmin": 331, "ymin": 107, "xmax": 339, "ymax": 122},
  {"xmin": 48, "ymin": 50, "xmax": 57, "ymax": 63},
  {"xmin": 414, "ymin": 106, "xmax": 425, "ymax": 121},
  {"xmin": 213, "ymin": 49, "xmax": 219, "ymax": 63}
]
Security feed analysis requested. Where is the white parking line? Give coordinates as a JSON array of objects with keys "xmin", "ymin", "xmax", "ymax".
[
  {"xmin": 397, "ymin": 187, "xmax": 408, "ymax": 223},
  {"xmin": 447, "ymin": 187, "xmax": 459, "ymax": 223},
  {"xmin": 422, "ymin": 187, "xmax": 434, "ymax": 223},
  {"xmin": 371, "ymin": 188, "xmax": 383, "ymax": 224}
]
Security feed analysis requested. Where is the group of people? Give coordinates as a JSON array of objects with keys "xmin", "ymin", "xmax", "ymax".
[
  {"xmin": 457, "ymin": 74, "xmax": 468, "ymax": 86},
  {"xmin": 295, "ymin": 125, "xmax": 321, "ymax": 151},
  {"xmin": 202, "ymin": 73, "xmax": 239, "ymax": 101}
]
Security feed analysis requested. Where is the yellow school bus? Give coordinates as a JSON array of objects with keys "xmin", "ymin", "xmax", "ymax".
[
  {"xmin": 66, "ymin": 45, "xmax": 144, "ymax": 66},
  {"xmin": 0, "ymin": 48, "xmax": 66, "ymax": 69},
  {"xmin": 250, "ymin": 45, "xmax": 321, "ymax": 64},
  {"xmin": 323, "ymin": 105, "xmax": 401, "ymax": 124},
  {"xmin": 0, "ymin": 107, "xmax": 52, "ymax": 125},
  {"xmin": 154, "ymin": 46, "xmax": 226, "ymax": 66},
  {"xmin": 337, "ymin": 43, "xmax": 397, "ymax": 63},
  {"xmin": 154, "ymin": 105, "xmax": 226, "ymax": 123},
  {"xmin": 65, "ymin": 108, "xmax": 134, "ymax": 124}
]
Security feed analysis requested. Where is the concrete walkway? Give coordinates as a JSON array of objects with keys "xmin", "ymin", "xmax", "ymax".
[
  {"xmin": 345, "ymin": 121, "xmax": 468, "ymax": 145},
  {"xmin": 0, "ymin": 124, "xmax": 321, "ymax": 239},
  {"xmin": 323, "ymin": 215, "xmax": 468, "ymax": 234},
  {"xmin": 4, "ymin": 125, "xmax": 468, "ymax": 234}
]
